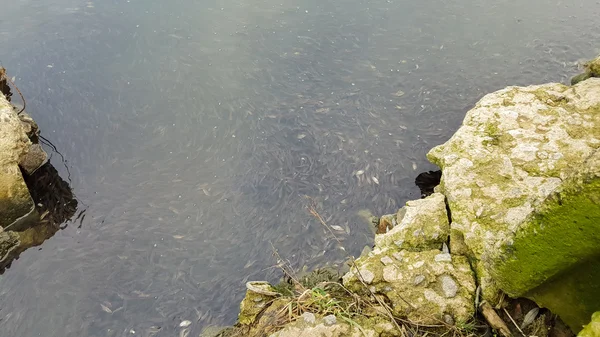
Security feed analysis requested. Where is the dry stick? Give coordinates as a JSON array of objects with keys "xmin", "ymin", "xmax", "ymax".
[
  {"xmin": 503, "ymin": 308, "xmax": 526, "ymax": 337},
  {"xmin": 479, "ymin": 302, "xmax": 512, "ymax": 337},
  {"xmin": 269, "ymin": 242, "xmax": 304, "ymax": 291},
  {"xmin": 0, "ymin": 69, "xmax": 26, "ymax": 114},
  {"xmin": 306, "ymin": 201, "xmax": 405, "ymax": 335}
]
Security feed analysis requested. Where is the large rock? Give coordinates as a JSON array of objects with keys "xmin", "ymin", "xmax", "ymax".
[
  {"xmin": 427, "ymin": 78, "xmax": 600, "ymax": 331},
  {"xmin": 0, "ymin": 92, "xmax": 36, "ymax": 230},
  {"xmin": 374, "ymin": 193, "xmax": 450, "ymax": 251},
  {"xmin": 268, "ymin": 315, "xmax": 381, "ymax": 337},
  {"xmin": 238, "ymin": 281, "xmax": 280, "ymax": 325},
  {"xmin": 572, "ymin": 54, "xmax": 600, "ymax": 85},
  {"xmin": 343, "ymin": 193, "xmax": 476, "ymax": 324}
]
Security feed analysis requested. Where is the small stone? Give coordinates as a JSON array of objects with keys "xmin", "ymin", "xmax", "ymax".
[
  {"xmin": 444, "ymin": 314, "xmax": 455, "ymax": 325},
  {"xmin": 358, "ymin": 268, "xmax": 375, "ymax": 284},
  {"xmin": 435, "ymin": 253, "xmax": 452, "ymax": 262},
  {"xmin": 302, "ymin": 312, "xmax": 316, "ymax": 324},
  {"xmin": 179, "ymin": 320, "xmax": 191, "ymax": 328},
  {"xmin": 394, "ymin": 240, "xmax": 404, "ymax": 248},
  {"xmin": 440, "ymin": 275, "xmax": 458, "ymax": 298},
  {"xmin": 413, "ymin": 261, "xmax": 425, "ymax": 268},
  {"xmin": 19, "ymin": 143, "xmax": 48, "ymax": 175},
  {"xmin": 383, "ymin": 265, "xmax": 399, "ymax": 282},
  {"xmin": 413, "ymin": 229, "xmax": 425, "ymax": 237},
  {"xmin": 18, "ymin": 112, "xmax": 39, "ymax": 138},
  {"xmin": 414, "ymin": 275, "xmax": 426, "ymax": 285},
  {"xmin": 323, "ymin": 315, "xmax": 337, "ymax": 326},
  {"xmin": 380, "ymin": 256, "xmax": 394, "ymax": 266},
  {"xmin": 392, "ymin": 252, "xmax": 404, "ymax": 261}
]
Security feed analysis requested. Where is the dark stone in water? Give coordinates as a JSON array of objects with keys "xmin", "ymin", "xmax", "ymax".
[{"xmin": 415, "ymin": 170, "xmax": 442, "ymax": 198}]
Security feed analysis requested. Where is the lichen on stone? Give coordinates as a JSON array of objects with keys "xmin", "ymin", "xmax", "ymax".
[{"xmin": 342, "ymin": 193, "xmax": 476, "ymax": 325}]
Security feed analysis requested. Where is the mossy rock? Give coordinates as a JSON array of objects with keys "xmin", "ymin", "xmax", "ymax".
[
  {"xmin": 238, "ymin": 282, "xmax": 279, "ymax": 325},
  {"xmin": 579, "ymin": 312, "xmax": 600, "ymax": 337},
  {"xmin": 373, "ymin": 193, "xmax": 449, "ymax": 251},
  {"xmin": 427, "ymin": 79, "xmax": 600, "ymax": 331},
  {"xmin": 0, "ymin": 93, "xmax": 36, "ymax": 230},
  {"xmin": 343, "ymin": 248, "xmax": 476, "ymax": 324},
  {"xmin": 0, "ymin": 231, "xmax": 20, "ymax": 264},
  {"xmin": 571, "ymin": 55, "xmax": 600, "ymax": 85},
  {"xmin": 572, "ymin": 72, "xmax": 593, "ymax": 85}
]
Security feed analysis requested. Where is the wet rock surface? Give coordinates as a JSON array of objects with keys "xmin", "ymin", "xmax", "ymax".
[
  {"xmin": 0, "ymin": 77, "xmax": 75, "ymax": 273},
  {"xmin": 0, "ymin": 91, "xmax": 35, "ymax": 230}
]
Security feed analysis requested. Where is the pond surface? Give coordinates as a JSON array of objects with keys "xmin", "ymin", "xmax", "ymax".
[{"xmin": 0, "ymin": 0, "xmax": 598, "ymax": 336}]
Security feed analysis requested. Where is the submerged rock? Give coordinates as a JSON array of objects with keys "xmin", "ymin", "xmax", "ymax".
[{"xmin": 427, "ymin": 78, "xmax": 600, "ymax": 331}]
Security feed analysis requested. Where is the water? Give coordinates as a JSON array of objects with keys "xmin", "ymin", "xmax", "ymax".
[{"xmin": 0, "ymin": 0, "xmax": 598, "ymax": 336}]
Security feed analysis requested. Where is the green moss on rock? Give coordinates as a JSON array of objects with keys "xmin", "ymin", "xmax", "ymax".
[
  {"xmin": 427, "ymin": 78, "xmax": 600, "ymax": 325},
  {"xmin": 374, "ymin": 193, "xmax": 449, "ymax": 251},
  {"xmin": 493, "ymin": 175, "xmax": 600, "ymax": 296},
  {"xmin": 579, "ymin": 312, "xmax": 600, "ymax": 337},
  {"xmin": 571, "ymin": 55, "xmax": 600, "ymax": 85},
  {"xmin": 238, "ymin": 282, "xmax": 279, "ymax": 325}
]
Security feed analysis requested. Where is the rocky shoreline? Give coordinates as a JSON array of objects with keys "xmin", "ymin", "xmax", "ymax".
[
  {"xmin": 0, "ymin": 68, "xmax": 77, "ymax": 272},
  {"xmin": 1, "ymin": 55, "xmax": 599, "ymax": 337},
  {"xmin": 203, "ymin": 55, "xmax": 600, "ymax": 337}
]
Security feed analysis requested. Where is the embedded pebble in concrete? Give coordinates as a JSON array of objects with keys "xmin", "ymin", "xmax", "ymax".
[
  {"xmin": 440, "ymin": 275, "xmax": 458, "ymax": 298},
  {"xmin": 435, "ymin": 253, "xmax": 452, "ymax": 262},
  {"xmin": 380, "ymin": 256, "xmax": 394, "ymax": 266},
  {"xmin": 323, "ymin": 315, "xmax": 337, "ymax": 326},
  {"xmin": 359, "ymin": 268, "xmax": 375, "ymax": 284},
  {"xmin": 302, "ymin": 312, "xmax": 316, "ymax": 324}
]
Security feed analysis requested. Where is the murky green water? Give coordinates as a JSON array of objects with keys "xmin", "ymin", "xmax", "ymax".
[{"xmin": 0, "ymin": 0, "xmax": 598, "ymax": 336}]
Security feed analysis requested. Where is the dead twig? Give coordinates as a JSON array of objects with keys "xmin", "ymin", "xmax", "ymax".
[
  {"xmin": 305, "ymin": 199, "xmax": 405, "ymax": 334},
  {"xmin": 479, "ymin": 302, "xmax": 512, "ymax": 337},
  {"xmin": 0, "ymin": 67, "xmax": 26, "ymax": 114},
  {"xmin": 503, "ymin": 308, "xmax": 526, "ymax": 337}
]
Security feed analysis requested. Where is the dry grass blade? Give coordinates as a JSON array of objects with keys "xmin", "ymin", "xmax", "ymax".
[
  {"xmin": 305, "ymin": 199, "xmax": 404, "ymax": 333},
  {"xmin": 503, "ymin": 308, "xmax": 526, "ymax": 337}
]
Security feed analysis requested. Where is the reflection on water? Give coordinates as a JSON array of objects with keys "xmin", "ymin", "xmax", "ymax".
[
  {"xmin": 0, "ymin": 162, "xmax": 78, "ymax": 273},
  {"xmin": 0, "ymin": 0, "xmax": 599, "ymax": 336}
]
